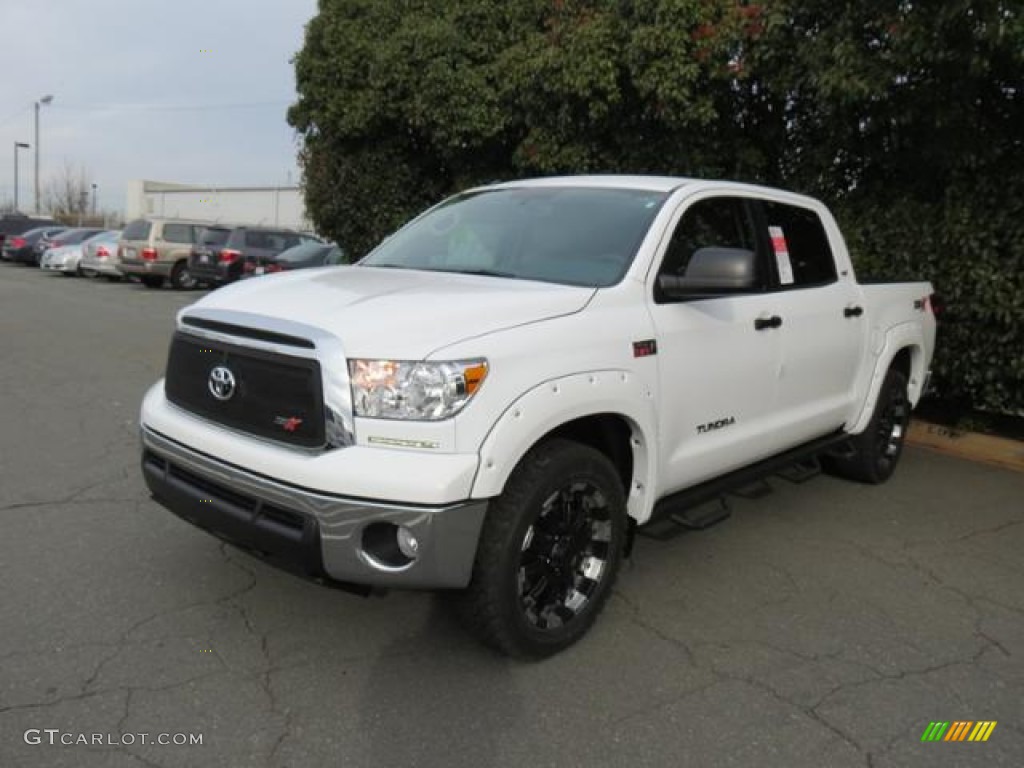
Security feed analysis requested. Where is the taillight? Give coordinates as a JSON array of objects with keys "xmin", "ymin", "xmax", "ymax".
[
  {"xmin": 96, "ymin": 245, "xmax": 109, "ymax": 258},
  {"xmin": 10, "ymin": 237, "xmax": 25, "ymax": 249},
  {"xmin": 141, "ymin": 248, "xmax": 158, "ymax": 261},
  {"xmin": 242, "ymin": 261, "xmax": 255, "ymax": 273},
  {"xmin": 218, "ymin": 249, "xmax": 241, "ymax": 264}
]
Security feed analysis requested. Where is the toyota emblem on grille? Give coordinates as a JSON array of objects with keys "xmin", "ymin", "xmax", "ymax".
[{"xmin": 208, "ymin": 365, "xmax": 237, "ymax": 401}]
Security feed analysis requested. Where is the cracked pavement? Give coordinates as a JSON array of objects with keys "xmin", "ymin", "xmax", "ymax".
[{"xmin": 2, "ymin": 263, "xmax": 1022, "ymax": 767}]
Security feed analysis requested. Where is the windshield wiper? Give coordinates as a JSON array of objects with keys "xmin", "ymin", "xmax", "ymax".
[{"xmin": 427, "ymin": 267, "xmax": 519, "ymax": 279}]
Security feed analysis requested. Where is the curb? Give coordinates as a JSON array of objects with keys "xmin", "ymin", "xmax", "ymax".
[{"xmin": 907, "ymin": 420, "xmax": 1024, "ymax": 474}]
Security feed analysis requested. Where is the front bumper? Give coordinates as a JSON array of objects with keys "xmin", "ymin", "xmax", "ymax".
[{"xmin": 141, "ymin": 426, "xmax": 488, "ymax": 590}]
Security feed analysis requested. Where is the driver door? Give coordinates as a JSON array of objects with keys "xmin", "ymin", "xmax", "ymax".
[{"xmin": 648, "ymin": 194, "xmax": 784, "ymax": 495}]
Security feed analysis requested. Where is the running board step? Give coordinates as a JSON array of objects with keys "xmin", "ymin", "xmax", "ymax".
[
  {"xmin": 776, "ymin": 457, "xmax": 821, "ymax": 484},
  {"xmin": 732, "ymin": 480, "xmax": 773, "ymax": 499},
  {"xmin": 638, "ymin": 497, "xmax": 731, "ymax": 540}
]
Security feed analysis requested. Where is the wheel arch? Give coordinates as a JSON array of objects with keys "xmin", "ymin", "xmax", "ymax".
[
  {"xmin": 848, "ymin": 324, "xmax": 929, "ymax": 435},
  {"xmin": 469, "ymin": 370, "xmax": 658, "ymax": 524}
]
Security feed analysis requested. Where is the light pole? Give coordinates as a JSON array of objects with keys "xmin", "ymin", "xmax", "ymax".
[
  {"xmin": 13, "ymin": 141, "xmax": 30, "ymax": 212},
  {"xmin": 34, "ymin": 94, "xmax": 53, "ymax": 213},
  {"xmin": 91, "ymin": 183, "xmax": 97, "ymax": 218}
]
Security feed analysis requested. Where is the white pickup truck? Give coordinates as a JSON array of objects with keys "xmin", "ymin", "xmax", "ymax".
[{"xmin": 140, "ymin": 176, "xmax": 936, "ymax": 657}]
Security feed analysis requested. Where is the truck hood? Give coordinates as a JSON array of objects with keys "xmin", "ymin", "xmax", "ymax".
[{"xmin": 181, "ymin": 266, "xmax": 595, "ymax": 359}]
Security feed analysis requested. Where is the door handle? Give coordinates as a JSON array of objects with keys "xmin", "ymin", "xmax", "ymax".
[
  {"xmin": 754, "ymin": 315, "xmax": 783, "ymax": 331},
  {"xmin": 844, "ymin": 306, "xmax": 864, "ymax": 318}
]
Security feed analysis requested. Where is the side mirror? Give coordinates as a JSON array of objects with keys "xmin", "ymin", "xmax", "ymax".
[{"xmin": 658, "ymin": 246, "xmax": 758, "ymax": 300}]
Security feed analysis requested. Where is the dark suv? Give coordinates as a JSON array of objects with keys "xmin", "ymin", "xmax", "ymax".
[{"xmin": 188, "ymin": 226, "xmax": 314, "ymax": 287}]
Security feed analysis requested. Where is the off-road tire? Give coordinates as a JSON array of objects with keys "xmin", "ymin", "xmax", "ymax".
[
  {"xmin": 457, "ymin": 438, "xmax": 627, "ymax": 658},
  {"xmin": 823, "ymin": 368, "xmax": 910, "ymax": 484}
]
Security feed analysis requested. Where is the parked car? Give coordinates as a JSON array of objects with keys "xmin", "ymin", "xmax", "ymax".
[
  {"xmin": 35, "ymin": 227, "xmax": 103, "ymax": 267},
  {"xmin": 139, "ymin": 176, "xmax": 937, "ymax": 657},
  {"xmin": 42, "ymin": 229, "xmax": 121, "ymax": 276},
  {"xmin": 188, "ymin": 226, "xmax": 313, "ymax": 287},
  {"xmin": 0, "ymin": 213, "xmax": 58, "ymax": 251},
  {"xmin": 2, "ymin": 226, "xmax": 66, "ymax": 264},
  {"xmin": 118, "ymin": 217, "xmax": 214, "ymax": 290},
  {"xmin": 241, "ymin": 241, "xmax": 345, "ymax": 277},
  {"xmin": 79, "ymin": 230, "xmax": 124, "ymax": 279}
]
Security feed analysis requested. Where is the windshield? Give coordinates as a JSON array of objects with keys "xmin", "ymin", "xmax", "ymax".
[{"xmin": 361, "ymin": 186, "xmax": 668, "ymax": 287}]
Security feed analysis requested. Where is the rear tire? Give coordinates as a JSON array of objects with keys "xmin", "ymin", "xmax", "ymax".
[
  {"xmin": 457, "ymin": 439, "xmax": 627, "ymax": 658},
  {"xmin": 170, "ymin": 260, "xmax": 197, "ymax": 290},
  {"xmin": 141, "ymin": 275, "xmax": 164, "ymax": 289},
  {"xmin": 823, "ymin": 368, "xmax": 910, "ymax": 484}
]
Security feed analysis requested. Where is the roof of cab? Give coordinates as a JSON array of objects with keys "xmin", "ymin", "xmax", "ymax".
[{"xmin": 487, "ymin": 175, "xmax": 692, "ymax": 193}]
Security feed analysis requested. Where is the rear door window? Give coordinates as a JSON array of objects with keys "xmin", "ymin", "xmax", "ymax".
[
  {"xmin": 162, "ymin": 223, "xmax": 193, "ymax": 243},
  {"xmin": 199, "ymin": 228, "xmax": 230, "ymax": 246},
  {"xmin": 759, "ymin": 202, "xmax": 837, "ymax": 288},
  {"xmin": 244, "ymin": 231, "xmax": 269, "ymax": 249}
]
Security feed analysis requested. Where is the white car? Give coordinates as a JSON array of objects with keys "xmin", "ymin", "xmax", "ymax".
[{"xmin": 140, "ymin": 176, "xmax": 937, "ymax": 657}]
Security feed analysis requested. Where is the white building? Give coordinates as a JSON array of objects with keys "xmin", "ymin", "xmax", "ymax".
[{"xmin": 125, "ymin": 180, "xmax": 313, "ymax": 232}]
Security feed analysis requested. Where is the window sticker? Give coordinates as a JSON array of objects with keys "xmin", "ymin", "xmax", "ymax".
[{"xmin": 769, "ymin": 225, "xmax": 794, "ymax": 285}]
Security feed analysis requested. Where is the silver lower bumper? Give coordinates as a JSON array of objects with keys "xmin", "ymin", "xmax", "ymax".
[{"xmin": 141, "ymin": 426, "xmax": 488, "ymax": 589}]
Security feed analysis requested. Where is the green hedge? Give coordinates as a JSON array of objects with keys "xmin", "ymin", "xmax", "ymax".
[{"xmin": 838, "ymin": 180, "xmax": 1024, "ymax": 415}]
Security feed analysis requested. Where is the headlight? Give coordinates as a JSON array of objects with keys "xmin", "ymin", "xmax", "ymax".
[{"xmin": 349, "ymin": 359, "xmax": 488, "ymax": 421}]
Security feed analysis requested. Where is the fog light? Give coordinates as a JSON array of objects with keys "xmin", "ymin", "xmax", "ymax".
[
  {"xmin": 361, "ymin": 522, "xmax": 418, "ymax": 570},
  {"xmin": 397, "ymin": 527, "xmax": 419, "ymax": 559}
]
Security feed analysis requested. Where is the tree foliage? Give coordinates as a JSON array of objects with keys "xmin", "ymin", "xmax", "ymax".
[{"xmin": 290, "ymin": 0, "xmax": 1023, "ymax": 413}]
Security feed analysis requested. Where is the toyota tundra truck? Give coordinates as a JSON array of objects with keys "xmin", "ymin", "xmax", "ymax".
[{"xmin": 140, "ymin": 176, "xmax": 936, "ymax": 658}]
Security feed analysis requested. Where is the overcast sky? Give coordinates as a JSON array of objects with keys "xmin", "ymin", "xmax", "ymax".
[{"xmin": 0, "ymin": 0, "xmax": 317, "ymax": 214}]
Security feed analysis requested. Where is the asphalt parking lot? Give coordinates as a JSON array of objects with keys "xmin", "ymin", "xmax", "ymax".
[{"xmin": 1, "ymin": 263, "xmax": 1022, "ymax": 768}]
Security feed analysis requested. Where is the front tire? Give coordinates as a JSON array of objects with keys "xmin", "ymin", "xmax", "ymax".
[
  {"xmin": 824, "ymin": 368, "xmax": 910, "ymax": 484},
  {"xmin": 458, "ymin": 439, "xmax": 627, "ymax": 658}
]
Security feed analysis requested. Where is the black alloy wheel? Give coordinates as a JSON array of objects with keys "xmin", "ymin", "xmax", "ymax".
[
  {"xmin": 823, "ymin": 367, "xmax": 910, "ymax": 484},
  {"xmin": 518, "ymin": 481, "xmax": 614, "ymax": 631},
  {"xmin": 458, "ymin": 439, "xmax": 627, "ymax": 658}
]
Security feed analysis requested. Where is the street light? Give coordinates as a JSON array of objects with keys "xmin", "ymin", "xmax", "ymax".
[
  {"xmin": 13, "ymin": 141, "xmax": 30, "ymax": 212},
  {"xmin": 91, "ymin": 183, "xmax": 97, "ymax": 217},
  {"xmin": 34, "ymin": 94, "xmax": 53, "ymax": 213}
]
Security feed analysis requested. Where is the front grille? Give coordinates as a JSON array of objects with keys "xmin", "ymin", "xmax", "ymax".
[{"xmin": 164, "ymin": 332, "xmax": 326, "ymax": 448}]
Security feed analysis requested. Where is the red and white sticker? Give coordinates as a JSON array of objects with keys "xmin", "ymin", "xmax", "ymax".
[{"xmin": 769, "ymin": 226, "xmax": 794, "ymax": 285}]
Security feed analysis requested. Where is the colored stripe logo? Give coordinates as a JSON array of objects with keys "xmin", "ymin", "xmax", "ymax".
[{"xmin": 921, "ymin": 721, "xmax": 997, "ymax": 742}]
